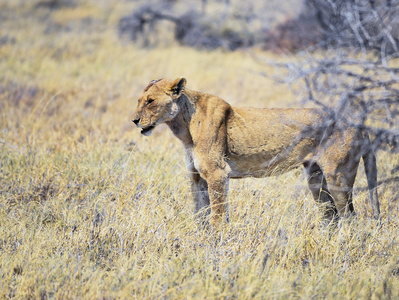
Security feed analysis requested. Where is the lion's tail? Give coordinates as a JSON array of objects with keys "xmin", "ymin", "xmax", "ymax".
[{"xmin": 362, "ymin": 132, "xmax": 380, "ymax": 220}]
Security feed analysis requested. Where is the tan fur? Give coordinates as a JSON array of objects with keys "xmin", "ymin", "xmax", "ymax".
[{"xmin": 132, "ymin": 78, "xmax": 380, "ymax": 225}]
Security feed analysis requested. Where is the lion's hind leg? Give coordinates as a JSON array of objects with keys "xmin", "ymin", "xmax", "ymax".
[
  {"xmin": 320, "ymin": 129, "xmax": 363, "ymax": 219},
  {"xmin": 324, "ymin": 163, "xmax": 358, "ymax": 218},
  {"xmin": 362, "ymin": 139, "xmax": 380, "ymax": 220},
  {"xmin": 304, "ymin": 161, "xmax": 338, "ymax": 223}
]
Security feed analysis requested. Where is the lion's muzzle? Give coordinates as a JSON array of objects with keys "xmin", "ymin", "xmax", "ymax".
[
  {"xmin": 132, "ymin": 117, "xmax": 155, "ymax": 136},
  {"xmin": 140, "ymin": 125, "xmax": 155, "ymax": 136}
]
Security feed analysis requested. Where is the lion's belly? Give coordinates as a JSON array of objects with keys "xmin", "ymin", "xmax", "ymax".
[
  {"xmin": 227, "ymin": 154, "xmax": 303, "ymax": 178},
  {"xmin": 225, "ymin": 108, "xmax": 322, "ymax": 178},
  {"xmin": 226, "ymin": 128, "xmax": 316, "ymax": 178}
]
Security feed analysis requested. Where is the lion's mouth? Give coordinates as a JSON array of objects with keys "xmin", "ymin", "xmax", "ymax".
[{"xmin": 141, "ymin": 125, "xmax": 155, "ymax": 136}]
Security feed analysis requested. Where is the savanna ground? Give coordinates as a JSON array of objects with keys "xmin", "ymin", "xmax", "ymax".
[{"xmin": 1, "ymin": 1, "xmax": 399, "ymax": 299}]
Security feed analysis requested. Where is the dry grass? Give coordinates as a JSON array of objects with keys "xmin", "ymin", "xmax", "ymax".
[{"xmin": 1, "ymin": 1, "xmax": 399, "ymax": 299}]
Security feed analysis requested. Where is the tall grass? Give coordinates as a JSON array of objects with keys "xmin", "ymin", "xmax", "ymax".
[{"xmin": 0, "ymin": 1, "xmax": 398, "ymax": 298}]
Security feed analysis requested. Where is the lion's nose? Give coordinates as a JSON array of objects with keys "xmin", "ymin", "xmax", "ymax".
[{"xmin": 132, "ymin": 118, "xmax": 140, "ymax": 125}]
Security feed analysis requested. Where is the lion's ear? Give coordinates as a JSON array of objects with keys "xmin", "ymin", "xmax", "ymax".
[{"xmin": 170, "ymin": 77, "xmax": 187, "ymax": 98}]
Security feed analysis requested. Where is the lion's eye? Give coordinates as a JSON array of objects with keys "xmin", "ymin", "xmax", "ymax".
[{"xmin": 147, "ymin": 99, "xmax": 154, "ymax": 104}]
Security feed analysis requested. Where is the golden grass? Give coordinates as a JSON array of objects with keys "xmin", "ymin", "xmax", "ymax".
[{"xmin": 1, "ymin": 1, "xmax": 399, "ymax": 298}]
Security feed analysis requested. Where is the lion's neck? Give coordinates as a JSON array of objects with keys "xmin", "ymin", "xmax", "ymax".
[{"xmin": 165, "ymin": 90, "xmax": 197, "ymax": 145}]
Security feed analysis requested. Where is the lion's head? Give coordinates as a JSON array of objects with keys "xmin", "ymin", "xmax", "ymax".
[{"xmin": 132, "ymin": 77, "xmax": 187, "ymax": 136}]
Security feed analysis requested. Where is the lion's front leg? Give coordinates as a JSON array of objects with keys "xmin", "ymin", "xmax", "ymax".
[
  {"xmin": 188, "ymin": 105, "xmax": 231, "ymax": 225},
  {"xmin": 205, "ymin": 169, "xmax": 230, "ymax": 225},
  {"xmin": 187, "ymin": 151, "xmax": 230, "ymax": 225},
  {"xmin": 189, "ymin": 172, "xmax": 211, "ymax": 223},
  {"xmin": 185, "ymin": 147, "xmax": 212, "ymax": 225},
  {"xmin": 188, "ymin": 168, "xmax": 230, "ymax": 226}
]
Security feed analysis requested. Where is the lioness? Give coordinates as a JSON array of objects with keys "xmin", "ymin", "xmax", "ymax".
[{"xmin": 132, "ymin": 77, "xmax": 380, "ymax": 225}]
